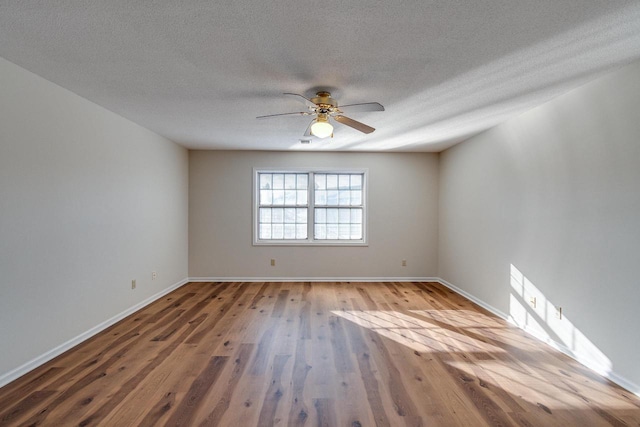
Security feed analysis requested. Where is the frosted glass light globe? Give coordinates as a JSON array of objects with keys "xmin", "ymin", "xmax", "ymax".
[{"xmin": 311, "ymin": 120, "xmax": 333, "ymax": 138}]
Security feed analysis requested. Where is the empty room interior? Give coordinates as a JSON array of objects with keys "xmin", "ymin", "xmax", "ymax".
[{"xmin": 1, "ymin": 2, "xmax": 640, "ymax": 426}]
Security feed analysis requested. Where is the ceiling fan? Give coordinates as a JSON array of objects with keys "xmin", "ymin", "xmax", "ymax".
[{"xmin": 257, "ymin": 91, "xmax": 385, "ymax": 138}]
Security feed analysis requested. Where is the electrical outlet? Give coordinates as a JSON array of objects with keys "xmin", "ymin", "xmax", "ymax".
[
  {"xmin": 131, "ymin": 279, "xmax": 136, "ymax": 290},
  {"xmin": 401, "ymin": 260, "xmax": 407, "ymax": 267},
  {"xmin": 529, "ymin": 296, "xmax": 536, "ymax": 308},
  {"xmin": 152, "ymin": 271, "xmax": 157, "ymax": 280},
  {"xmin": 270, "ymin": 259, "xmax": 276, "ymax": 267},
  {"xmin": 555, "ymin": 306, "xmax": 563, "ymax": 320}
]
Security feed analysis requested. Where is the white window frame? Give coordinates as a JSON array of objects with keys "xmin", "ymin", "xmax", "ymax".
[{"xmin": 253, "ymin": 167, "xmax": 368, "ymax": 246}]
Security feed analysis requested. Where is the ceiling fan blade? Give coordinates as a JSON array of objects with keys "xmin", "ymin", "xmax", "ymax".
[
  {"xmin": 339, "ymin": 102, "xmax": 385, "ymax": 112},
  {"xmin": 334, "ymin": 115, "xmax": 375, "ymax": 134},
  {"xmin": 303, "ymin": 119, "xmax": 314, "ymax": 136},
  {"xmin": 256, "ymin": 111, "xmax": 309, "ymax": 119},
  {"xmin": 283, "ymin": 93, "xmax": 317, "ymax": 108}
]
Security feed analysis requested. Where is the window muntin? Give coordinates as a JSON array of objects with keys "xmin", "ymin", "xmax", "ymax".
[{"xmin": 254, "ymin": 169, "xmax": 367, "ymax": 245}]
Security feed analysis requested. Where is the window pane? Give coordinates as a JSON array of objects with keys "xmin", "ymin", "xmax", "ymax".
[
  {"xmin": 272, "ymin": 224, "xmax": 284, "ymax": 239},
  {"xmin": 285, "ymin": 174, "xmax": 297, "ymax": 189},
  {"xmin": 260, "ymin": 190, "xmax": 272, "ymax": 205},
  {"xmin": 285, "ymin": 208, "xmax": 297, "ymax": 223},
  {"xmin": 272, "ymin": 174, "xmax": 284, "ymax": 189},
  {"xmin": 315, "ymin": 174, "xmax": 326, "ymax": 189},
  {"xmin": 326, "ymin": 224, "xmax": 339, "ymax": 239},
  {"xmin": 327, "ymin": 190, "xmax": 339, "ymax": 205},
  {"xmin": 315, "ymin": 208, "xmax": 326, "ymax": 223},
  {"xmin": 296, "ymin": 224, "xmax": 307, "ymax": 239},
  {"xmin": 285, "ymin": 190, "xmax": 296, "ymax": 205},
  {"xmin": 339, "ymin": 224, "xmax": 350, "ymax": 239},
  {"xmin": 315, "ymin": 190, "xmax": 327, "ymax": 205},
  {"xmin": 326, "ymin": 208, "xmax": 339, "ymax": 223},
  {"xmin": 350, "ymin": 190, "xmax": 362, "ymax": 206},
  {"xmin": 260, "ymin": 208, "xmax": 271, "ymax": 223},
  {"xmin": 296, "ymin": 208, "xmax": 307, "ymax": 223},
  {"xmin": 259, "ymin": 224, "xmax": 272, "ymax": 239},
  {"xmin": 272, "ymin": 208, "xmax": 284, "ymax": 223},
  {"xmin": 338, "ymin": 190, "xmax": 350, "ymax": 206},
  {"xmin": 351, "ymin": 208, "xmax": 362, "ymax": 223},
  {"xmin": 297, "ymin": 190, "xmax": 307, "ymax": 205},
  {"xmin": 339, "ymin": 174, "xmax": 350, "ymax": 189},
  {"xmin": 272, "ymin": 190, "xmax": 284, "ymax": 205},
  {"xmin": 260, "ymin": 174, "xmax": 272, "ymax": 189},
  {"xmin": 351, "ymin": 174, "xmax": 362, "ymax": 189},
  {"xmin": 339, "ymin": 209, "xmax": 350, "ymax": 223},
  {"xmin": 326, "ymin": 174, "xmax": 338, "ymax": 190},
  {"xmin": 297, "ymin": 174, "xmax": 308, "ymax": 189},
  {"xmin": 351, "ymin": 224, "xmax": 362, "ymax": 239},
  {"xmin": 285, "ymin": 174, "xmax": 296, "ymax": 189},
  {"xmin": 315, "ymin": 224, "xmax": 326, "ymax": 239},
  {"xmin": 284, "ymin": 224, "xmax": 296, "ymax": 239}
]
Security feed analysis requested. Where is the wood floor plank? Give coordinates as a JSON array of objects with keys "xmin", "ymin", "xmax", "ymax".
[
  {"xmin": 256, "ymin": 354, "xmax": 290, "ymax": 427},
  {"xmin": 198, "ymin": 343, "xmax": 255, "ymax": 426},
  {"xmin": 164, "ymin": 355, "xmax": 228, "ymax": 426},
  {"xmin": 342, "ymin": 300, "xmax": 392, "ymax": 427},
  {"xmin": 287, "ymin": 284, "xmax": 314, "ymax": 427},
  {"xmin": 1, "ymin": 281, "xmax": 639, "ymax": 426},
  {"xmin": 313, "ymin": 398, "xmax": 337, "ymax": 427}
]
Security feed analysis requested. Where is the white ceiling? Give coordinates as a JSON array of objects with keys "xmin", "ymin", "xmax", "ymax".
[{"xmin": 1, "ymin": 1, "xmax": 640, "ymax": 152}]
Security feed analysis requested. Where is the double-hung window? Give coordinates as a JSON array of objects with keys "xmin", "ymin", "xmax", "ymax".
[{"xmin": 254, "ymin": 168, "xmax": 367, "ymax": 245}]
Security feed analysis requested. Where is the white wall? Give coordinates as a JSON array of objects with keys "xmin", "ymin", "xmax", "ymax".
[
  {"xmin": 0, "ymin": 57, "xmax": 189, "ymax": 380},
  {"xmin": 438, "ymin": 60, "xmax": 640, "ymax": 391},
  {"xmin": 189, "ymin": 151, "xmax": 439, "ymax": 278}
]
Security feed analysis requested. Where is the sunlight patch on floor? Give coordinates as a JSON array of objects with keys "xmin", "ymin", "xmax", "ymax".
[
  {"xmin": 446, "ymin": 358, "xmax": 636, "ymax": 411},
  {"xmin": 332, "ymin": 309, "xmax": 504, "ymax": 354}
]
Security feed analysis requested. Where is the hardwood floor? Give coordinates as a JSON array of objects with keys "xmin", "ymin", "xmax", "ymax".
[{"xmin": 1, "ymin": 281, "xmax": 639, "ymax": 426}]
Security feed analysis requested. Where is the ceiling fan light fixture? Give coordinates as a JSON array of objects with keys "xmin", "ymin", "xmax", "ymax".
[{"xmin": 310, "ymin": 115, "xmax": 333, "ymax": 138}]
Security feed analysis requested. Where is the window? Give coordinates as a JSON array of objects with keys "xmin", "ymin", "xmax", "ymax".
[{"xmin": 254, "ymin": 169, "xmax": 367, "ymax": 245}]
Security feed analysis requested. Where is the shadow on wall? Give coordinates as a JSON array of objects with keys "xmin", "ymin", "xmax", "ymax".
[{"xmin": 509, "ymin": 264, "xmax": 611, "ymax": 377}]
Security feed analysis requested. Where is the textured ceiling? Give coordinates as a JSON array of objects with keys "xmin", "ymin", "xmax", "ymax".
[{"xmin": 1, "ymin": 1, "xmax": 640, "ymax": 152}]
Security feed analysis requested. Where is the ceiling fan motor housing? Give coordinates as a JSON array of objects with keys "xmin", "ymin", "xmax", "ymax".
[{"xmin": 311, "ymin": 91, "xmax": 338, "ymax": 111}]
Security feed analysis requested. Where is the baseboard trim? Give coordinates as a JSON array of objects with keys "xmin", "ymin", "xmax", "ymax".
[
  {"xmin": 188, "ymin": 276, "xmax": 438, "ymax": 282},
  {"xmin": 607, "ymin": 371, "xmax": 640, "ymax": 397},
  {"xmin": 0, "ymin": 278, "xmax": 189, "ymax": 388},
  {"xmin": 434, "ymin": 277, "xmax": 640, "ymax": 397},
  {"xmin": 435, "ymin": 277, "xmax": 510, "ymax": 319}
]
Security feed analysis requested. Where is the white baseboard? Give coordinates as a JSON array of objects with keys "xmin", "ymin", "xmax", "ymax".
[
  {"xmin": 435, "ymin": 277, "xmax": 510, "ymax": 319},
  {"xmin": 608, "ymin": 371, "xmax": 640, "ymax": 397},
  {"xmin": 434, "ymin": 277, "xmax": 640, "ymax": 398},
  {"xmin": 188, "ymin": 276, "xmax": 438, "ymax": 282},
  {"xmin": 0, "ymin": 278, "xmax": 189, "ymax": 388}
]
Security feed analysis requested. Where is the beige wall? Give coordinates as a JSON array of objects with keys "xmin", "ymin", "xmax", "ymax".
[
  {"xmin": 0, "ymin": 57, "xmax": 189, "ymax": 380},
  {"xmin": 189, "ymin": 151, "xmax": 439, "ymax": 278},
  {"xmin": 438, "ymin": 60, "xmax": 640, "ymax": 392}
]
